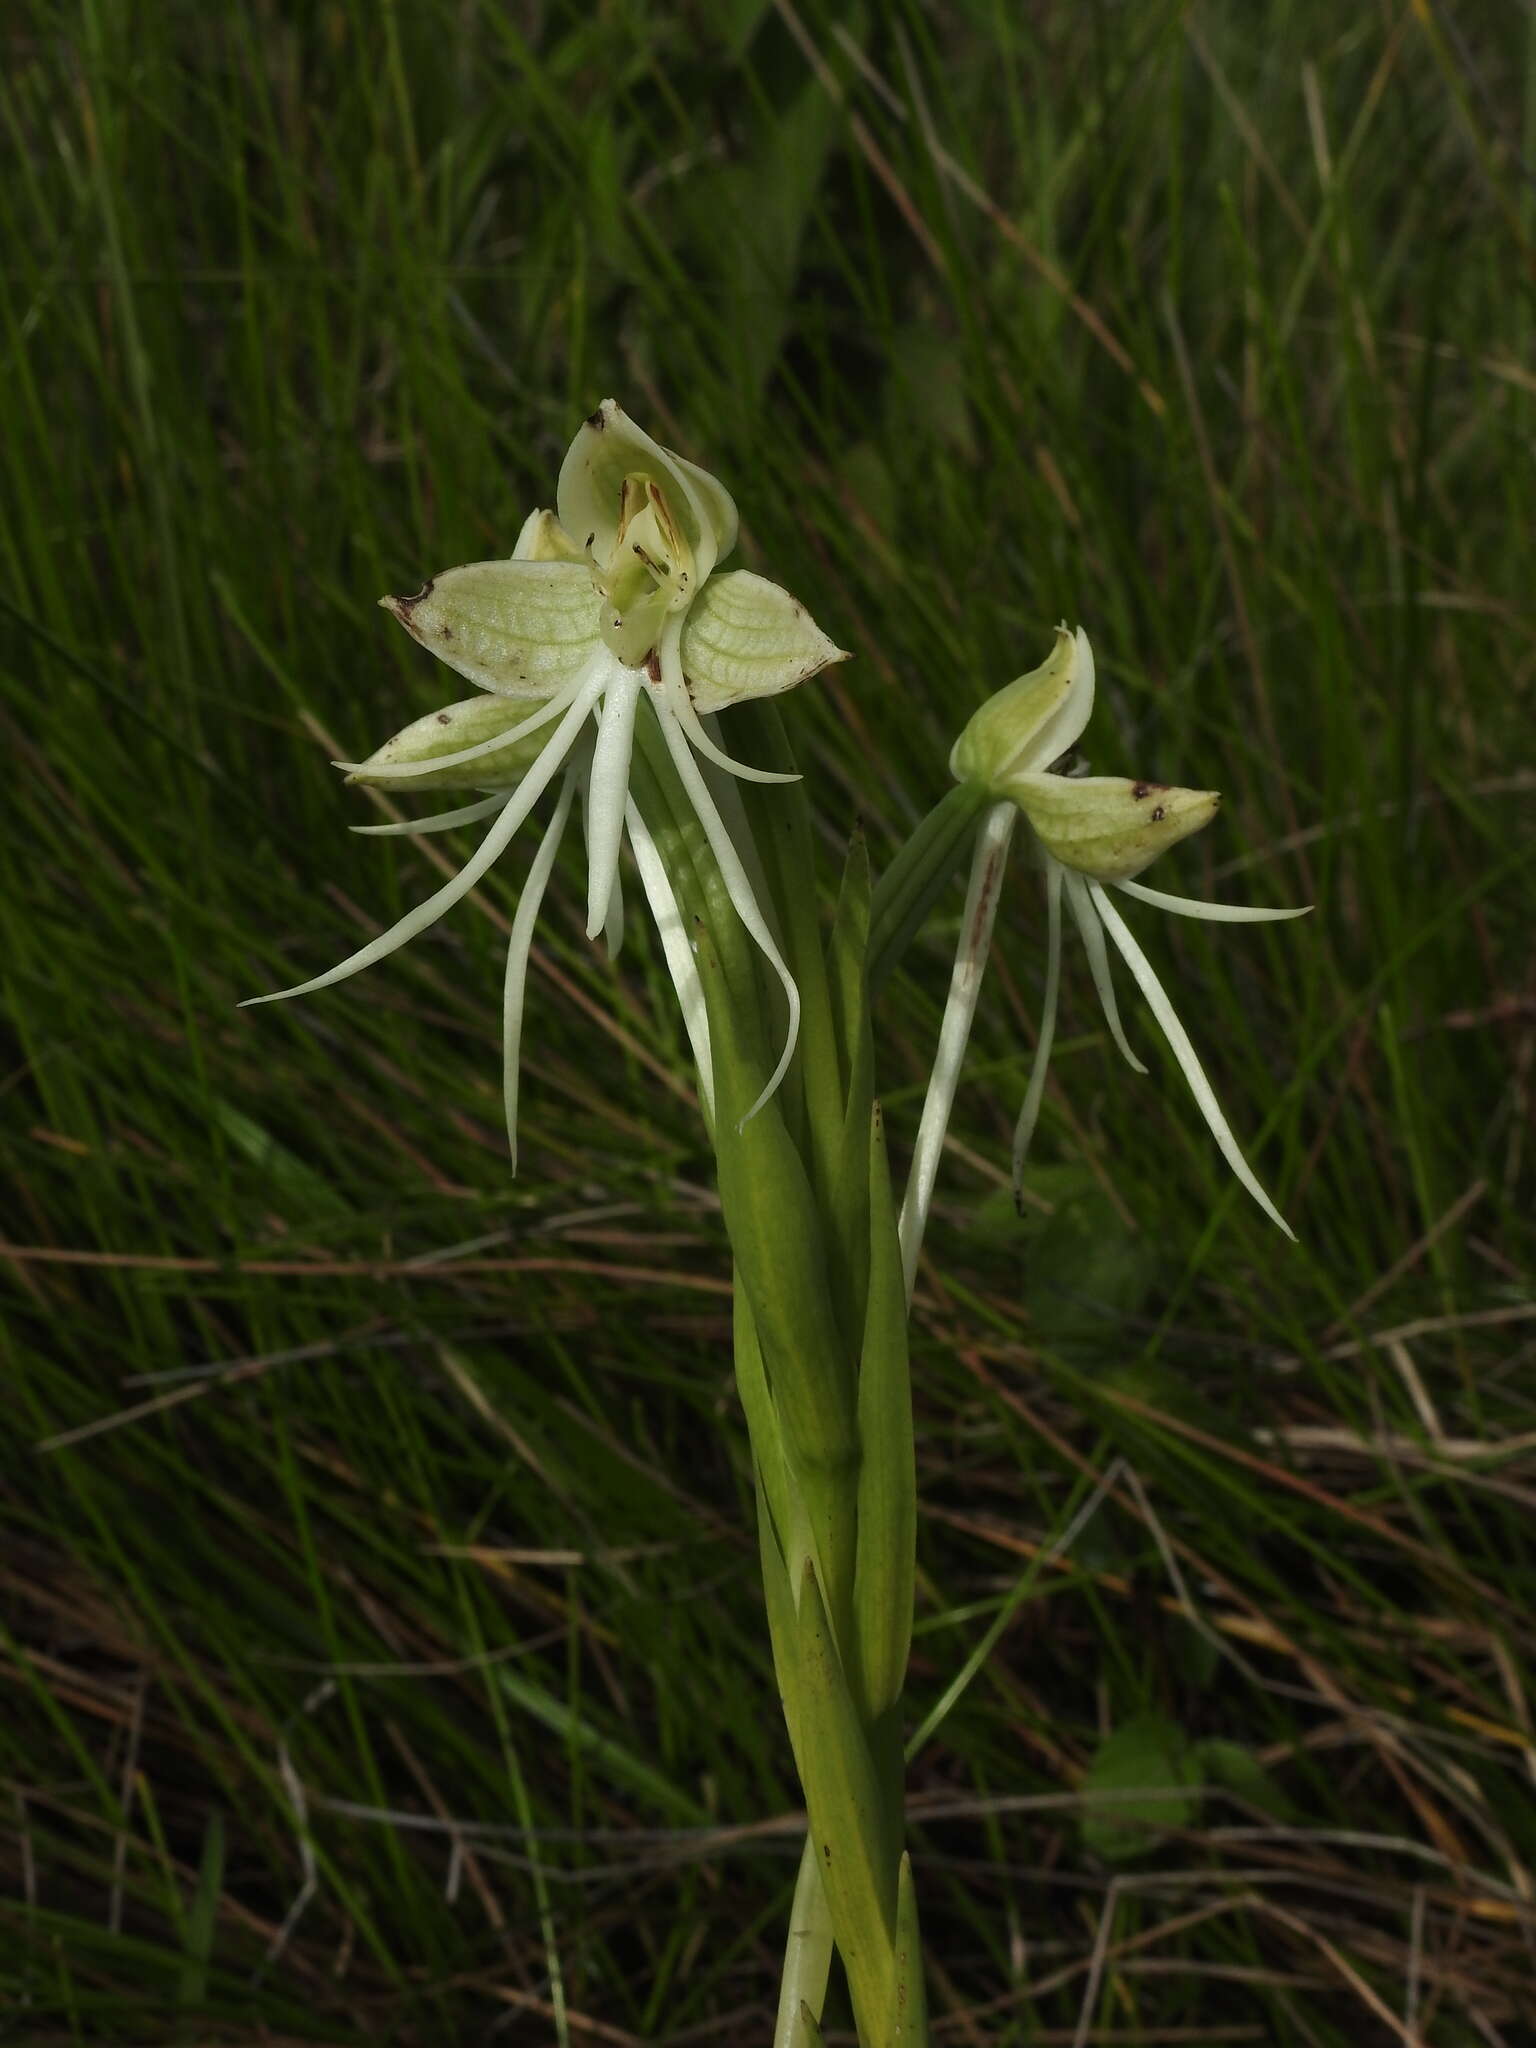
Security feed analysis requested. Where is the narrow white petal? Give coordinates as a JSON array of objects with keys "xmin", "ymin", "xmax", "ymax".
[
  {"xmin": 1064, "ymin": 869, "xmax": 1147, "ymax": 1074},
  {"xmin": 1115, "ymin": 878, "xmax": 1313, "ymax": 923},
  {"xmin": 1011, "ymin": 859, "xmax": 1065, "ymax": 1194},
  {"xmin": 242, "ymin": 668, "xmax": 604, "ymax": 1008},
  {"xmin": 658, "ymin": 618, "xmax": 798, "ymax": 787},
  {"xmin": 584, "ymin": 663, "xmax": 643, "ymax": 939},
  {"xmin": 334, "ymin": 675, "xmax": 584, "ymax": 782},
  {"xmin": 502, "ymin": 774, "xmax": 578, "ymax": 1172},
  {"xmin": 656, "ymin": 702, "xmax": 801, "ymax": 1125},
  {"xmin": 1089, "ymin": 882, "xmax": 1296, "ymax": 1237},
  {"xmin": 625, "ymin": 796, "xmax": 714, "ymax": 1122},
  {"xmin": 897, "ymin": 804, "xmax": 1017, "ymax": 1299},
  {"xmin": 351, "ymin": 795, "xmax": 509, "ymax": 837},
  {"xmin": 602, "ymin": 850, "xmax": 625, "ymax": 959}
]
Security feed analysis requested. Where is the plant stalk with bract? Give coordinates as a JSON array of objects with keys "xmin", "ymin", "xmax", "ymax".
[{"xmin": 246, "ymin": 404, "xmax": 1307, "ymax": 2043}]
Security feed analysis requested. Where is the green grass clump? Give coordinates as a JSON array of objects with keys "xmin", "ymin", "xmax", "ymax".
[{"xmin": 3, "ymin": 2, "xmax": 1533, "ymax": 2040}]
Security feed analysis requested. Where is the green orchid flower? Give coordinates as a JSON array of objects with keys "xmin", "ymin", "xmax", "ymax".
[
  {"xmin": 901, "ymin": 625, "xmax": 1309, "ymax": 1282},
  {"xmin": 244, "ymin": 402, "xmax": 845, "ymax": 1157}
]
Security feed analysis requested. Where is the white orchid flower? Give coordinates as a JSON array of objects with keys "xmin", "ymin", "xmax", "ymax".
[
  {"xmin": 244, "ymin": 401, "xmax": 846, "ymax": 1161},
  {"xmin": 900, "ymin": 626, "xmax": 1308, "ymax": 1287}
]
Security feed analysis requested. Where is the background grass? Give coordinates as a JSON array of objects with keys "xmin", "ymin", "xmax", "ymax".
[{"xmin": 3, "ymin": 1, "xmax": 1534, "ymax": 2041}]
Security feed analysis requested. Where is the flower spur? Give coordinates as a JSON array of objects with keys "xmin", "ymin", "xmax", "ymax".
[
  {"xmin": 242, "ymin": 402, "xmax": 846, "ymax": 1159},
  {"xmin": 900, "ymin": 625, "xmax": 1309, "ymax": 1286}
]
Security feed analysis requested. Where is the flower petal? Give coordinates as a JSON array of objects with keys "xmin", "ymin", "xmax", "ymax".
[
  {"xmin": 681, "ymin": 571, "xmax": 848, "ymax": 715},
  {"xmin": 1011, "ymin": 859, "xmax": 1065, "ymax": 1195},
  {"xmin": 1115, "ymin": 878, "xmax": 1312, "ymax": 922},
  {"xmin": 512, "ymin": 508, "xmax": 585, "ymax": 563},
  {"xmin": 948, "ymin": 624, "xmax": 1093, "ymax": 787},
  {"xmin": 556, "ymin": 399, "xmax": 737, "ymax": 588},
  {"xmin": 241, "ymin": 667, "xmax": 605, "ymax": 1009},
  {"xmin": 1028, "ymin": 625, "xmax": 1096, "ymax": 767},
  {"xmin": 897, "ymin": 803, "xmax": 1017, "ymax": 1297},
  {"xmin": 340, "ymin": 683, "xmax": 586, "ymax": 789},
  {"xmin": 379, "ymin": 560, "xmax": 601, "ymax": 699},
  {"xmin": 582, "ymin": 661, "xmax": 642, "ymax": 941},
  {"xmin": 1063, "ymin": 868, "xmax": 1146, "ymax": 1074},
  {"xmin": 1006, "ymin": 772, "xmax": 1219, "ymax": 883},
  {"xmin": 1088, "ymin": 883, "xmax": 1295, "ymax": 1237},
  {"xmin": 502, "ymin": 774, "xmax": 578, "ymax": 1171},
  {"xmin": 352, "ymin": 794, "xmax": 511, "ymax": 837},
  {"xmin": 626, "ymin": 795, "xmax": 715, "ymax": 1123}
]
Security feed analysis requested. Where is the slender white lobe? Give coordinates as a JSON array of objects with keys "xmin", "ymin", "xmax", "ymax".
[
  {"xmin": 1064, "ymin": 867, "xmax": 1146, "ymax": 1074},
  {"xmin": 584, "ymin": 659, "xmax": 643, "ymax": 939},
  {"xmin": 242, "ymin": 667, "xmax": 605, "ymax": 1007},
  {"xmin": 502, "ymin": 774, "xmax": 579, "ymax": 1170},
  {"xmin": 656, "ymin": 704, "xmax": 801, "ymax": 1125},
  {"xmin": 351, "ymin": 795, "xmax": 509, "ymax": 837},
  {"xmin": 1089, "ymin": 883, "xmax": 1296, "ymax": 1237},
  {"xmin": 1011, "ymin": 859, "xmax": 1065, "ymax": 1194},
  {"xmin": 1115, "ymin": 878, "xmax": 1313, "ymax": 923},
  {"xmin": 898, "ymin": 802, "xmax": 1016, "ymax": 1299},
  {"xmin": 625, "ymin": 796, "xmax": 715, "ymax": 1123}
]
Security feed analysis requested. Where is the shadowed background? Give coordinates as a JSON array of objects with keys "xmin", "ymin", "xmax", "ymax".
[{"xmin": 3, "ymin": 2, "xmax": 1533, "ymax": 2041}]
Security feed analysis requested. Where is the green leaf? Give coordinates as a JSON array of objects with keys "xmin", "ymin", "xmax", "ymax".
[
  {"xmin": 1080, "ymin": 1713, "xmax": 1199, "ymax": 1863},
  {"xmin": 1193, "ymin": 1739, "xmax": 1295, "ymax": 1823},
  {"xmin": 177, "ymin": 1809, "xmax": 224, "ymax": 2009},
  {"xmin": 852, "ymin": 1105, "xmax": 916, "ymax": 1723},
  {"xmin": 794, "ymin": 1559, "xmax": 898, "ymax": 2038},
  {"xmin": 1022, "ymin": 1187, "xmax": 1158, "ymax": 1350},
  {"xmin": 894, "ymin": 1852, "xmax": 929, "ymax": 2044},
  {"xmin": 788, "ymin": 2000, "xmax": 826, "ymax": 2048}
]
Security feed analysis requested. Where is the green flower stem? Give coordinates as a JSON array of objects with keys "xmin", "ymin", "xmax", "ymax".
[
  {"xmin": 867, "ymin": 779, "xmax": 992, "ymax": 995},
  {"xmin": 730, "ymin": 701, "xmax": 847, "ymax": 1210},
  {"xmin": 632, "ymin": 703, "xmax": 926, "ymax": 2041}
]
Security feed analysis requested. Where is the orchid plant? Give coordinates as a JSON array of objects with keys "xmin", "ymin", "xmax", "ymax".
[{"xmin": 247, "ymin": 404, "xmax": 1306, "ymax": 2046}]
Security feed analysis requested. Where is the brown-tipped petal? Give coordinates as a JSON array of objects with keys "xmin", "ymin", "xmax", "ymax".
[
  {"xmin": 379, "ymin": 558, "xmax": 600, "ymax": 697},
  {"xmin": 681, "ymin": 571, "xmax": 848, "ymax": 714},
  {"xmin": 1005, "ymin": 772, "xmax": 1219, "ymax": 882}
]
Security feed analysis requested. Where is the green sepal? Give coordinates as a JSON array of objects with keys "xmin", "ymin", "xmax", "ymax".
[
  {"xmin": 345, "ymin": 694, "xmax": 554, "ymax": 790},
  {"xmin": 793, "ymin": 1558, "xmax": 898, "ymax": 2037},
  {"xmin": 894, "ymin": 1853, "xmax": 929, "ymax": 2042},
  {"xmin": 1006, "ymin": 772, "xmax": 1219, "ymax": 882},
  {"xmin": 379, "ymin": 559, "xmax": 600, "ymax": 698},
  {"xmin": 682, "ymin": 571, "xmax": 847, "ymax": 714},
  {"xmin": 852, "ymin": 1103, "xmax": 915, "ymax": 1723}
]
